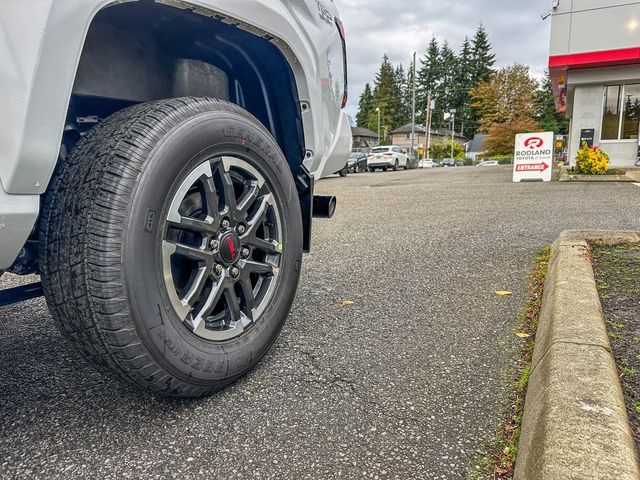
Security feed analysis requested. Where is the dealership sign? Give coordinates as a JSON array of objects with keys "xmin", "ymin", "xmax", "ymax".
[{"xmin": 513, "ymin": 132, "xmax": 554, "ymax": 182}]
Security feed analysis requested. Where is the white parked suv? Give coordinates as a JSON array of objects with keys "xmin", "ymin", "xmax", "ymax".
[
  {"xmin": 367, "ymin": 146, "xmax": 410, "ymax": 172},
  {"xmin": 0, "ymin": 0, "xmax": 351, "ymax": 397},
  {"xmin": 418, "ymin": 159, "xmax": 436, "ymax": 169}
]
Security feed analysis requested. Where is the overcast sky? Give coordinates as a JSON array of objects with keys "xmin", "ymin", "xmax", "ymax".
[{"xmin": 337, "ymin": 0, "xmax": 553, "ymax": 118}]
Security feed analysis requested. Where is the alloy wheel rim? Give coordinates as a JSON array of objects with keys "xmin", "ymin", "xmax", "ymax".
[{"xmin": 161, "ymin": 156, "xmax": 282, "ymax": 341}]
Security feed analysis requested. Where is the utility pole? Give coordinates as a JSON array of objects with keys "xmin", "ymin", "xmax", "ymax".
[
  {"xmin": 410, "ymin": 51, "xmax": 416, "ymax": 162},
  {"xmin": 425, "ymin": 92, "xmax": 433, "ymax": 160},
  {"xmin": 450, "ymin": 109, "xmax": 457, "ymax": 160},
  {"xmin": 376, "ymin": 107, "xmax": 381, "ymax": 145}
]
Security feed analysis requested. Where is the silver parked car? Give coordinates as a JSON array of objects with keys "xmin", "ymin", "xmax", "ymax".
[{"xmin": 0, "ymin": 0, "xmax": 352, "ymax": 397}]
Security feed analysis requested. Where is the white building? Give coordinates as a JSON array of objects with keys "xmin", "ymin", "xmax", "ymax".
[{"xmin": 549, "ymin": 0, "xmax": 640, "ymax": 167}]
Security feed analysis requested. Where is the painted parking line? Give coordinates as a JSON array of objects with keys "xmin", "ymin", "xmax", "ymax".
[{"xmin": 634, "ymin": 183, "xmax": 640, "ymax": 187}]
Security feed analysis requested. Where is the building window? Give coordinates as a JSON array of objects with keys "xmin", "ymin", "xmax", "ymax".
[
  {"xmin": 622, "ymin": 84, "xmax": 640, "ymax": 139},
  {"xmin": 602, "ymin": 86, "xmax": 621, "ymax": 140},
  {"xmin": 602, "ymin": 84, "xmax": 640, "ymax": 140}
]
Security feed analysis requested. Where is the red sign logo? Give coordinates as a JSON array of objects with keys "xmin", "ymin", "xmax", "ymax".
[{"xmin": 524, "ymin": 137, "xmax": 544, "ymax": 149}]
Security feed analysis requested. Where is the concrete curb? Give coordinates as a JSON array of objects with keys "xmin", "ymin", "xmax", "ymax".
[
  {"xmin": 558, "ymin": 165, "xmax": 637, "ymax": 182},
  {"xmin": 514, "ymin": 230, "xmax": 640, "ymax": 480}
]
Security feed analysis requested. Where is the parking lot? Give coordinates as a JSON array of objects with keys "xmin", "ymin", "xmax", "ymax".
[{"xmin": 2, "ymin": 166, "xmax": 640, "ymax": 479}]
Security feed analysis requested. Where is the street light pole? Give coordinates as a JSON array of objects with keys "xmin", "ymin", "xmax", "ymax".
[
  {"xmin": 376, "ymin": 107, "xmax": 381, "ymax": 145},
  {"xmin": 410, "ymin": 51, "xmax": 416, "ymax": 161}
]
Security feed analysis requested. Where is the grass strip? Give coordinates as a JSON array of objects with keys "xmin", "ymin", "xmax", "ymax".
[{"xmin": 468, "ymin": 247, "xmax": 551, "ymax": 479}]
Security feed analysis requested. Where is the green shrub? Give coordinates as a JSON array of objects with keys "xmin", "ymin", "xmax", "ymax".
[{"xmin": 429, "ymin": 140, "xmax": 464, "ymax": 160}]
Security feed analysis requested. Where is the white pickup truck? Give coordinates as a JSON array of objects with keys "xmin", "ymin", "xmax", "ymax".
[{"xmin": 0, "ymin": 0, "xmax": 352, "ymax": 397}]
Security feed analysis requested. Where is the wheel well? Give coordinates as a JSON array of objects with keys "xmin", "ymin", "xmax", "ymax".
[{"xmin": 66, "ymin": 1, "xmax": 305, "ymax": 176}]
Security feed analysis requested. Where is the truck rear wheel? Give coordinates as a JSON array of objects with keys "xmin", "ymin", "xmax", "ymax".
[{"xmin": 39, "ymin": 97, "xmax": 303, "ymax": 397}]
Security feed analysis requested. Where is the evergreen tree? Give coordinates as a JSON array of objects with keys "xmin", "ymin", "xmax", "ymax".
[
  {"xmin": 468, "ymin": 25, "xmax": 496, "ymax": 137},
  {"xmin": 395, "ymin": 64, "xmax": 410, "ymax": 125},
  {"xmin": 535, "ymin": 71, "xmax": 569, "ymax": 134},
  {"xmin": 471, "ymin": 24, "xmax": 496, "ymax": 84},
  {"xmin": 369, "ymin": 55, "xmax": 404, "ymax": 133},
  {"xmin": 437, "ymin": 41, "xmax": 457, "ymax": 129},
  {"xmin": 417, "ymin": 37, "xmax": 441, "ymax": 125},
  {"xmin": 453, "ymin": 37, "xmax": 475, "ymax": 137},
  {"xmin": 356, "ymin": 83, "xmax": 374, "ymax": 128},
  {"xmin": 405, "ymin": 56, "xmax": 417, "ymax": 126}
]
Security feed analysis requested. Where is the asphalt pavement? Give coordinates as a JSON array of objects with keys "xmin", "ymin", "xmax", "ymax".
[{"xmin": 2, "ymin": 166, "xmax": 640, "ymax": 479}]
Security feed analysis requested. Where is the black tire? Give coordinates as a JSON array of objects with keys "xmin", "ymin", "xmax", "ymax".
[
  {"xmin": 368, "ymin": 168, "xmax": 375, "ymax": 173},
  {"xmin": 393, "ymin": 160, "xmax": 399, "ymax": 172},
  {"xmin": 338, "ymin": 167, "xmax": 348, "ymax": 177},
  {"xmin": 39, "ymin": 97, "xmax": 303, "ymax": 397}
]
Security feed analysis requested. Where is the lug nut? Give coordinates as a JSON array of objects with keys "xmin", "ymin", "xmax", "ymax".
[
  {"xmin": 237, "ymin": 224, "xmax": 246, "ymax": 235},
  {"xmin": 230, "ymin": 266, "xmax": 240, "ymax": 278},
  {"xmin": 241, "ymin": 247, "xmax": 250, "ymax": 259},
  {"xmin": 210, "ymin": 239, "xmax": 219, "ymax": 251},
  {"xmin": 221, "ymin": 219, "xmax": 230, "ymax": 229},
  {"xmin": 214, "ymin": 264, "xmax": 224, "ymax": 276}
]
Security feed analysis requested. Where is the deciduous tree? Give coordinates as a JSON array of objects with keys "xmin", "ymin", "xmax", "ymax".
[
  {"xmin": 470, "ymin": 64, "xmax": 539, "ymax": 132},
  {"xmin": 485, "ymin": 120, "xmax": 540, "ymax": 156}
]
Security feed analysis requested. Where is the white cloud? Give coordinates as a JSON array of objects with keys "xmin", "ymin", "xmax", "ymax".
[{"xmin": 337, "ymin": 0, "xmax": 552, "ymax": 117}]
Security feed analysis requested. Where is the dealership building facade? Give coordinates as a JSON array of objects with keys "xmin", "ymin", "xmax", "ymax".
[{"xmin": 550, "ymin": 0, "xmax": 640, "ymax": 166}]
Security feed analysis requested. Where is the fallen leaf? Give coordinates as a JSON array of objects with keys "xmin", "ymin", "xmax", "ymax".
[
  {"xmin": 496, "ymin": 291, "xmax": 513, "ymax": 296},
  {"xmin": 515, "ymin": 332, "xmax": 530, "ymax": 339},
  {"xmin": 340, "ymin": 300, "xmax": 355, "ymax": 306},
  {"xmin": 494, "ymin": 465, "xmax": 511, "ymax": 476}
]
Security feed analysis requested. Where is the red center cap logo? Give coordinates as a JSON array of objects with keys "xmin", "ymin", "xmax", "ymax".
[
  {"xmin": 524, "ymin": 137, "xmax": 544, "ymax": 149},
  {"xmin": 220, "ymin": 232, "xmax": 241, "ymax": 264}
]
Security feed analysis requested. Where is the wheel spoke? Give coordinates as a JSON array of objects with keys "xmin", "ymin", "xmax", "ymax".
[
  {"xmin": 240, "ymin": 259, "xmax": 275, "ymax": 276},
  {"xmin": 164, "ymin": 240, "xmax": 211, "ymax": 264},
  {"xmin": 237, "ymin": 181, "xmax": 261, "ymax": 215},
  {"xmin": 238, "ymin": 272, "xmax": 256, "ymax": 319},
  {"xmin": 168, "ymin": 215, "xmax": 216, "ymax": 235},
  {"xmin": 214, "ymin": 162, "xmax": 238, "ymax": 213},
  {"xmin": 202, "ymin": 176, "xmax": 220, "ymax": 220},
  {"xmin": 186, "ymin": 276, "xmax": 226, "ymax": 330},
  {"xmin": 181, "ymin": 266, "xmax": 211, "ymax": 307},
  {"xmin": 245, "ymin": 194, "xmax": 271, "ymax": 235},
  {"xmin": 223, "ymin": 286, "xmax": 242, "ymax": 323},
  {"xmin": 245, "ymin": 237, "xmax": 279, "ymax": 254}
]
